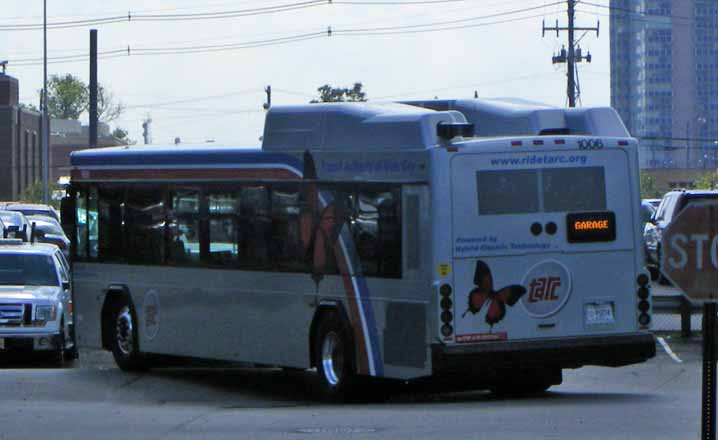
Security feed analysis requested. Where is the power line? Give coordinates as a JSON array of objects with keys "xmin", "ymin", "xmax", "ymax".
[
  {"xmin": 8, "ymin": 4, "xmax": 558, "ymax": 66},
  {"xmin": 0, "ymin": 0, "xmax": 329, "ymax": 31}
]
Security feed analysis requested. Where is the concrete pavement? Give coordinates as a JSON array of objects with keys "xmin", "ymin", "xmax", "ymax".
[{"xmin": 0, "ymin": 340, "xmax": 704, "ymax": 440}]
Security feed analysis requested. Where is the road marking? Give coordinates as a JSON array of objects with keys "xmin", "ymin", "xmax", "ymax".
[{"xmin": 657, "ymin": 336, "xmax": 683, "ymax": 363}]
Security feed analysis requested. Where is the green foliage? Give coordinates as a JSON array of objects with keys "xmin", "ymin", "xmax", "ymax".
[
  {"xmin": 17, "ymin": 181, "xmax": 62, "ymax": 209},
  {"xmin": 45, "ymin": 74, "xmax": 88, "ymax": 120},
  {"xmin": 311, "ymin": 82, "xmax": 367, "ymax": 103},
  {"xmin": 18, "ymin": 102, "xmax": 40, "ymax": 113},
  {"xmin": 694, "ymin": 172, "xmax": 718, "ymax": 190},
  {"xmin": 40, "ymin": 74, "xmax": 124, "ymax": 122},
  {"xmin": 111, "ymin": 127, "xmax": 136, "ymax": 145},
  {"xmin": 640, "ymin": 173, "xmax": 663, "ymax": 199}
]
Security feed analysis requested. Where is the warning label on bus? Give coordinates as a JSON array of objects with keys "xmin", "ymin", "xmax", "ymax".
[{"xmin": 456, "ymin": 332, "xmax": 508, "ymax": 343}]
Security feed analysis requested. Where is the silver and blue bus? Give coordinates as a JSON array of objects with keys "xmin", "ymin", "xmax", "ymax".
[{"xmin": 62, "ymin": 100, "xmax": 655, "ymax": 400}]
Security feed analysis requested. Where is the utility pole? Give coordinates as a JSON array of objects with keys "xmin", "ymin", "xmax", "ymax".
[
  {"xmin": 543, "ymin": 0, "xmax": 599, "ymax": 107},
  {"xmin": 41, "ymin": 0, "xmax": 48, "ymax": 204},
  {"xmin": 89, "ymin": 29, "xmax": 98, "ymax": 148}
]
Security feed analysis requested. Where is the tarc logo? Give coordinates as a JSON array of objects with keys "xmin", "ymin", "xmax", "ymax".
[
  {"xmin": 527, "ymin": 277, "xmax": 562, "ymax": 303},
  {"xmin": 521, "ymin": 261, "xmax": 572, "ymax": 318}
]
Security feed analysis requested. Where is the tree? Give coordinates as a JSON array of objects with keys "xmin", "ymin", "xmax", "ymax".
[
  {"xmin": 40, "ymin": 74, "xmax": 124, "ymax": 123},
  {"xmin": 18, "ymin": 181, "xmax": 62, "ymax": 208},
  {"xmin": 112, "ymin": 127, "xmax": 136, "ymax": 145},
  {"xmin": 19, "ymin": 102, "xmax": 40, "ymax": 113},
  {"xmin": 311, "ymin": 82, "xmax": 367, "ymax": 103},
  {"xmin": 640, "ymin": 173, "xmax": 662, "ymax": 199},
  {"xmin": 45, "ymin": 74, "xmax": 88, "ymax": 120},
  {"xmin": 694, "ymin": 171, "xmax": 718, "ymax": 190},
  {"xmin": 98, "ymin": 86, "xmax": 125, "ymax": 123}
]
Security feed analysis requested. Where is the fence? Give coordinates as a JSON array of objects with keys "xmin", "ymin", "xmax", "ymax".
[{"xmin": 653, "ymin": 293, "xmax": 702, "ymax": 337}]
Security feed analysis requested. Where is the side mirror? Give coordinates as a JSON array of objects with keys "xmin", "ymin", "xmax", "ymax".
[{"xmin": 62, "ymin": 280, "xmax": 70, "ymax": 290}]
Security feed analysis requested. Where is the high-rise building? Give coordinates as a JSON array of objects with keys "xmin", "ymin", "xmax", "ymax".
[{"xmin": 610, "ymin": 0, "xmax": 718, "ymax": 170}]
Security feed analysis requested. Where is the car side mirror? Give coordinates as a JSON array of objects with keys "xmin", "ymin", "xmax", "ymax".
[{"xmin": 62, "ymin": 281, "xmax": 70, "ymax": 290}]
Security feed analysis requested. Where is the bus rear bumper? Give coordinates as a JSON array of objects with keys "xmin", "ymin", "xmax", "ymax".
[{"xmin": 431, "ymin": 332, "xmax": 656, "ymax": 374}]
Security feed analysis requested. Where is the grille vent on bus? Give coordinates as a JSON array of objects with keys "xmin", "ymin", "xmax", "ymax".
[{"xmin": 383, "ymin": 302, "xmax": 426, "ymax": 369}]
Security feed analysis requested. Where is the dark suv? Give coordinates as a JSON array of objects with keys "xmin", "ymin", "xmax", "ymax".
[{"xmin": 644, "ymin": 189, "xmax": 718, "ymax": 282}]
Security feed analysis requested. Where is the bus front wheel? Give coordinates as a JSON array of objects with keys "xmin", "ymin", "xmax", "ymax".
[
  {"xmin": 109, "ymin": 298, "xmax": 148, "ymax": 372},
  {"xmin": 314, "ymin": 311, "xmax": 357, "ymax": 402}
]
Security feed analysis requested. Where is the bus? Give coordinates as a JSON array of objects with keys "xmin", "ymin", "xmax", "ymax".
[{"xmin": 61, "ymin": 100, "xmax": 655, "ymax": 400}]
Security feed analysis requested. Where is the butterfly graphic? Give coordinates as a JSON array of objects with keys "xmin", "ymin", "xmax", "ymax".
[
  {"xmin": 299, "ymin": 151, "xmax": 346, "ymax": 287},
  {"xmin": 463, "ymin": 260, "xmax": 527, "ymax": 328}
]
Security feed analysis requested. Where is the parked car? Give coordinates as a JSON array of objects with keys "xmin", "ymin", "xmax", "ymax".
[
  {"xmin": 4, "ymin": 203, "xmax": 60, "ymax": 222},
  {"xmin": 644, "ymin": 189, "xmax": 718, "ymax": 282},
  {"xmin": 0, "ymin": 210, "xmax": 31, "ymax": 241},
  {"xmin": 645, "ymin": 198, "xmax": 661, "ymax": 208},
  {"xmin": 25, "ymin": 216, "xmax": 70, "ymax": 257},
  {"xmin": 0, "ymin": 240, "xmax": 76, "ymax": 364},
  {"xmin": 640, "ymin": 200, "xmax": 656, "ymax": 233}
]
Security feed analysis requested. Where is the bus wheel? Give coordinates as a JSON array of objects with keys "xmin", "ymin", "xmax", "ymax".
[
  {"xmin": 109, "ymin": 299, "xmax": 148, "ymax": 372},
  {"xmin": 314, "ymin": 312, "xmax": 357, "ymax": 402}
]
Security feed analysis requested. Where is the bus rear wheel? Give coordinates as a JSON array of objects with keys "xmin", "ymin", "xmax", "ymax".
[
  {"xmin": 314, "ymin": 312, "xmax": 357, "ymax": 402},
  {"xmin": 109, "ymin": 299, "xmax": 148, "ymax": 372}
]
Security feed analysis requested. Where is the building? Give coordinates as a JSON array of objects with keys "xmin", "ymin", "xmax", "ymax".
[
  {"xmin": 0, "ymin": 72, "xmax": 125, "ymax": 200},
  {"xmin": 0, "ymin": 72, "xmax": 42, "ymax": 200},
  {"xmin": 50, "ymin": 119, "xmax": 123, "ymax": 181},
  {"xmin": 610, "ymin": 0, "xmax": 718, "ymax": 171}
]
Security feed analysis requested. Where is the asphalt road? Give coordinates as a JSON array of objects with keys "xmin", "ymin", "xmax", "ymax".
[{"xmin": 0, "ymin": 339, "xmax": 704, "ymax": 440}]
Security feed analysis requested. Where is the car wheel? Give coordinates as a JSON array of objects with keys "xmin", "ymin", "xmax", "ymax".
[
  {"xmin": 52, "ymin": 320, "xmax": 67, "ymax": 367},
  {"xmin": 64, "ymin": 323, "xmax": 79, "ymax": 361},
  {"xmin": 314, "ymin": 311, "xmax": 357, "ymax": 402},
  {"xmin": 109, "ymin": 299, "xmax": 148, "ymax": 372}
]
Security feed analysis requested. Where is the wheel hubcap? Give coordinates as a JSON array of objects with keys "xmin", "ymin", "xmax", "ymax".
[
  {"xmin": 321, "ymin": 331, "xmax": 344, "ymax": 386},
  {"xmin": 115, "ymin": 306, "xmax": 134, "ymax": 356}
]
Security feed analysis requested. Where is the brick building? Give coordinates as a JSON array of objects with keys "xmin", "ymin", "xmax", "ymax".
[{"xmin": 0, "ymin": 72, "xmax": 42, "ymax": 201}]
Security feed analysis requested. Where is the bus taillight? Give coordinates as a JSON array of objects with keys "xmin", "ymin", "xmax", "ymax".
[
  {"xmin": 636, "ymin": 274, "xmax": 651, "ymax": 329},
  {"xmin": 440, "ymin": 284, "xmax": 454, "ymax": 337}
]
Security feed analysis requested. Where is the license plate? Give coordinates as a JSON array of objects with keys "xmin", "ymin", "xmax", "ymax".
[
  {"xmin": 0, "ymin": 338, "xmax": 4, "ymax": 350},
  {"xmin": 585, "ymin": 302, "xmax": 615, "ymax": 325}
]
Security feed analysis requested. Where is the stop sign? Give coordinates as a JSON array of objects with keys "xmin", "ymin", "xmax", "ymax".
[{"xmin": 661, "ymin": 202, "xmax": 718, "ymax": 301}]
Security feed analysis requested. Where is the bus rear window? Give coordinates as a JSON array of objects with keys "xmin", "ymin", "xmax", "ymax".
[
  {"xmin": 476, "ymin": 167, "xmax": 606, "ymax": 215},
  {"xmin": 543, "ymin": 167, "xmax": 606, "ymax": 212},
  {"xmin": 477, "ymin": 170, "xmax": 539, "ymax": 215}
]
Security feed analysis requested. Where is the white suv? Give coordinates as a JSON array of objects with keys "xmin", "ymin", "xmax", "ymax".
[{"xmin": 0, "ymin": 240, "xmax": 77, "ymax": 364}]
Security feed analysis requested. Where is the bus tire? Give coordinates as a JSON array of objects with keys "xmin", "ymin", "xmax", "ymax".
[
  {"xmin": 108, "ymin": 297, "xmax": 148, "ymax": 372},
  {"xmin": 314, "ymin": 311, "xmax": 357, "ymax": 402}
]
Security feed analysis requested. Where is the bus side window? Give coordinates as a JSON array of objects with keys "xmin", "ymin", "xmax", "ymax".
[
  {"xmin": 88, "ymin": 186, "xmax": 99, "ymax": 259},
  {"xmin": 97, "ymin": 185, "xmax": 125, "ymax": 262},
  {"xmin": 167, "ymin": 189, "xmax": 201, "ymax": 265},
  {"xmin": 269, "ymin": 185, "xmax": 308, "ymax": 272},
  {"xmin": 75, "ymin": 188, "xmax": 87, "ymax": 260},
  {"xmin": 238, "ymin": 185, "xmax": 271, "ymax": 269},
  {"xmin": 208, "ymin": 192, "xmax": 239, "ymax": 267},
  {"xmin": 351, "ymin": 186, "xmax": 402, "ymax": 278},
  {"xmin": 125, "ymin": 185, "xmax": 166, "ymax": 265}
]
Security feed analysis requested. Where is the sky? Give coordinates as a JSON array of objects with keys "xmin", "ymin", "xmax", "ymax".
[{"xmin": 1, "ymin": 0, "xmax": 611, "ymax": 146}]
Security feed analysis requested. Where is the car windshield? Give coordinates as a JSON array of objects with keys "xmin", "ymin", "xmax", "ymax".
[
  {"xmin": 0, "ymin": 254, "xmax": 58, "ymax": 286},
  {"xmin": 28, "ymin": 219, "xmax": 64, "ymax": 236},
  {"xmin": 0, "ymin": 211, "xmax": 24, "ymax": 226}
]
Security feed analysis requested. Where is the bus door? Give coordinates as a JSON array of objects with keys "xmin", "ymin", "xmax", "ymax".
[{"xmin": 448, "ymin": 144, "xmax": 637, "ymax": 344}]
